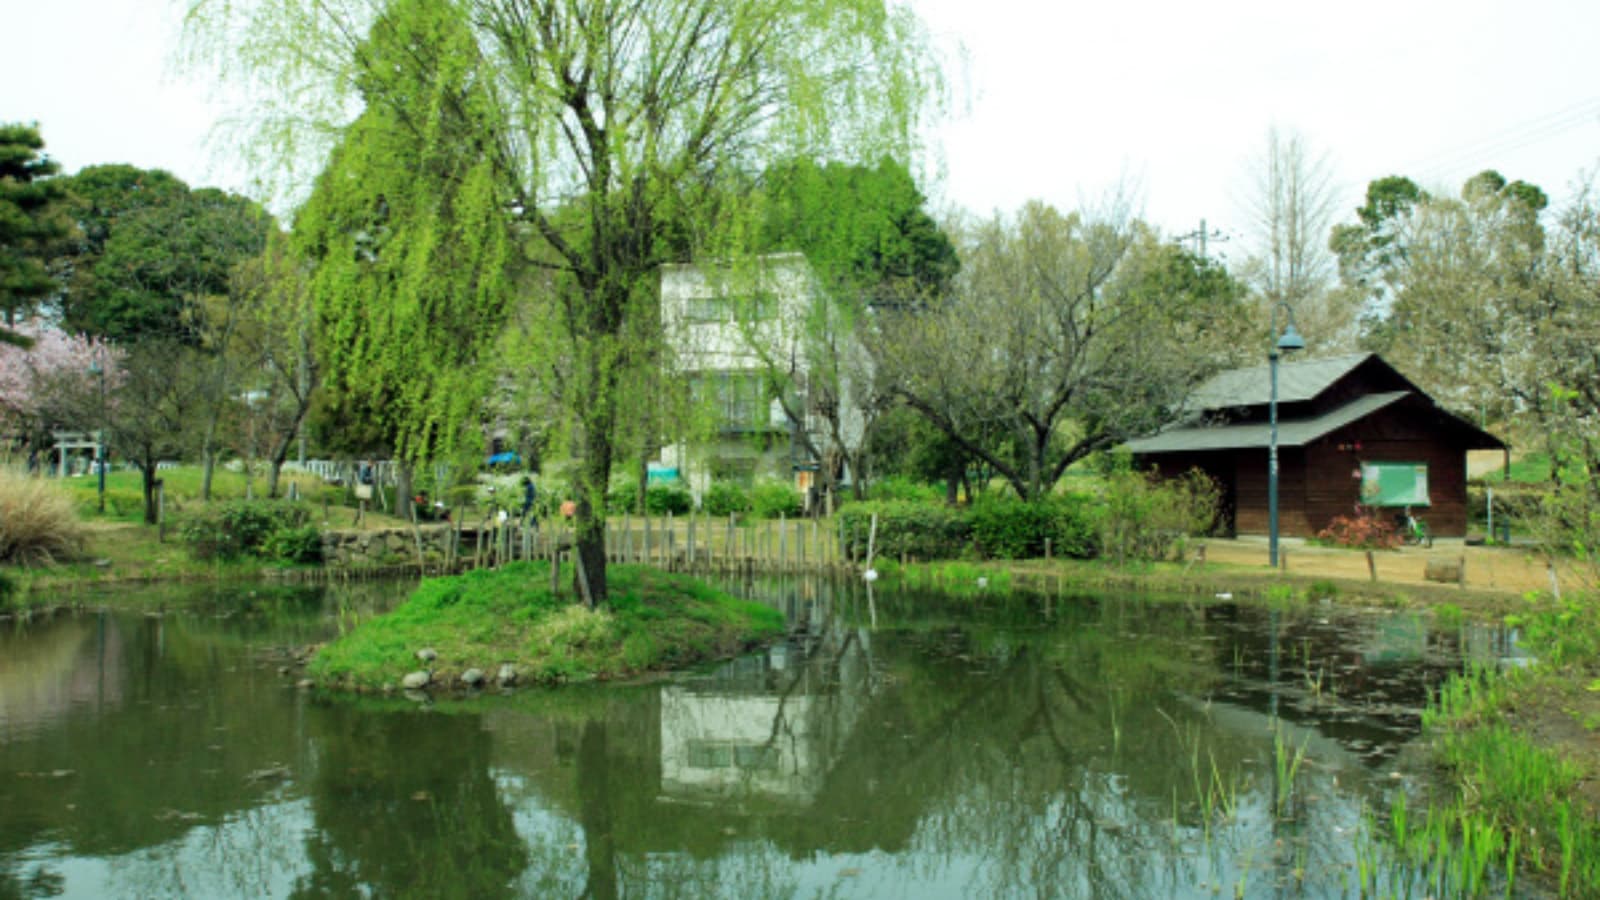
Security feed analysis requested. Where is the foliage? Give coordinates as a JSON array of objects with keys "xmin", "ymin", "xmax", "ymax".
[
  {"xmin": 1317, "ymin": 507, "xmax": 1402, "ymax": 550},
  {"xmin": 182, "ymin": 0, "xmax": 942, "ymax": 606},
  {"xmin": 967, "ymin": 496, "xmax": 1097, "ymax": 560},
  {"xmin": 1096, "ymin": 467, "xmax": 1220, "ymax": 563},
  {"xmin": 0, "ymin": 123, "xmax": 71, "ymax": 335},
  {"xmin": 0, "ymin": 318, "xmax": 120, "ymax": 442},
  {"xmin": 607, "ymin": 481, "xmax": 691, "ymax": 517},
  {"xmin": 875, "ymin": 201, "xmax": 1248, "ymax": 501},
  {"xmin": 838, "ymin": 500, "xmax": 971, "ymax": 562},
  {"xmin": 293, "ymin": 1, "xmax": 514, "ymax": 470},
  {"xmin": 865, "ymin": 475, "xmax": 944, "ymax": 504},
  {"xmin": 308, "ymin": 562, "xmax": 783, "ymax": 687},
  {"xmin": 177, "ymin": 500, "xmax": 312, "ymax": 561},
  {"xmin": 702, "ymin": 481, "xmax": 752, "ymax": 517},
  {"xmin": 262, "ymin": 524, "xmax": 323, "ymax": 564},
  {"xmin": 749, "ymin": 480, "xmax": 803, "ymax": 519},
  {"xmin": 60, "ymin": 166, "xmax": 268, "ymax": 344},
  {"xmin": 0, "ymin": 471, "xmax": 86, "ymax": 565}
]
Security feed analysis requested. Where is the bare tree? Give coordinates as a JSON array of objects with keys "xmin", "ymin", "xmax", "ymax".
[
  {"xmin": 872, "ymin": 200, "xmax": 1246, "ymax": 501},
  {"xmin": 1239, "ymin": 127, "xmax": 1353, "ymax": 347}
]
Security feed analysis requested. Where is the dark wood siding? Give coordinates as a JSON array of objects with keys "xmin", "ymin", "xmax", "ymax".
[{"xmin": 1138, "ymin": 402, "xmax": 1474, "ymax": 539}]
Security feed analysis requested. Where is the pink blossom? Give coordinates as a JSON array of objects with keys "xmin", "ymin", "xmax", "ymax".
[{"xmin": 0, "ymin": 319, "xmax": 122, "ymax": 428}]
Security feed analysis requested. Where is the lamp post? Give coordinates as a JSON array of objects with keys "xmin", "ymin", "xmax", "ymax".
[
  {"xmin": 89, "ymin": 354, "xmax": 106, "ymax": 514},
  {"xmin": 1268, "ymin": 302, "xmax": 1306, "ymax": 568}
]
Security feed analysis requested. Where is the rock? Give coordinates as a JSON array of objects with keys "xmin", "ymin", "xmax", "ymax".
[
  {"xmin": 1425, "ymin": 557, "xmax": 1464, "ymax": 585},
  {"xmin": 416, "ymin": 647, "xmax": 438, "ymax": 663},
  {"xmin": 296, "ymin": 679, "xmax": 314, "ymax": 690},
  {"xmin": 461, "ymin": 668, "xmax": 486, "ymax": 688},
  {"xmin": 401, "ymin": 670, "xmax": 431, "ymax": 690},
  {"xmin": 497, "ymin": 664, "xmax": 518, "ymax": 687},
  {"xmin": 402, "ymin": 689, "xmax": 430, "ymax": 704}
]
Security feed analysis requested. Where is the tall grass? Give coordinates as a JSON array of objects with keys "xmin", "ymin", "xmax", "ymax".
[{"xmin": 0, "ymin": 471, "xmax": 87, "ymax": 565}]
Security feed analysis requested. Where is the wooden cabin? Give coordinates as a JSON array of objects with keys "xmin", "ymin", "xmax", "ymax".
[{"xmin": 1124, "ymin": 354, "xmax": 1506, "ymax": 538}]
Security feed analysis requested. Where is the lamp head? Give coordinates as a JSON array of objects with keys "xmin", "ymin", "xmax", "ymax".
[{"xmin": 1276, "ymin": 323, "xmax": 1306, "ymax": 353}]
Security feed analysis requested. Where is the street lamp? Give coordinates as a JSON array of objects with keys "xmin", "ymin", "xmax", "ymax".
[
  {"xmin": 1268, "ymin": 302, "xmax": 1306, "ymax": 568},
  {"xmin": 88, "ymin": 354, "xmax": 106, "ymax": 514}
]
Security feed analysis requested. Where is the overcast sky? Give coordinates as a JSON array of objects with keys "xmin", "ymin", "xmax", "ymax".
[{"xmin": 6, "ymin": 0, "xmax": 1598, "ymax": 258}]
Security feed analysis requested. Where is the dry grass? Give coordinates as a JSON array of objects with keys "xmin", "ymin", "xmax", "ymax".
[{"xmin": 0, "ymin": 471, "xmax": 88, "ymax": 565}]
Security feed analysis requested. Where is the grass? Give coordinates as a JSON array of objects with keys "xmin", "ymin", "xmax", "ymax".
[
  {"xmin": 308, "ymin": 561, "xmax": 784, "ymax": 689},
  {"xmin": 0, "ymin": 470, "xmax": 87, "ymax": 565},
  {"xmin": 53, "ymin": 466, "xmax": 341, "ymax": 523},
  {"xmin": 1480, "ymin": 451, "xmax": 1552, "ymax": 484}
]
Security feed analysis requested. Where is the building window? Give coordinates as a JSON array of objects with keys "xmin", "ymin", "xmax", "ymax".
[{"xmin": 689, "ymin": 371, "xmax": 772, "ymax": 432}]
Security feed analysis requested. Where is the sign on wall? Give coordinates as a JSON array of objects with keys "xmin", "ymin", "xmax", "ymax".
[{"xmin": 1360, "ymin": 462, "xmax": 1430, "ymax": 507}]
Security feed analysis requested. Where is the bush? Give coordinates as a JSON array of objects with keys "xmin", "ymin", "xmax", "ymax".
[
  {"xmin": 1097, "ymin": 468, "xmax": 1220, "ymax": 563},
  {"xmin": 703, "ymin": 481, "xmax": 751, "ymax": 517},
  {"xmin": 0, "ymin": 471, "xmax": 87, "ymax": 565},
  {"xmin": 838, "ymin": 501, "xmax": 971, "ymax": 561},
  {"xmin": 967, "ymin": 496, "xmax": 1098, "ymax": 560},
  {"xmin": 607, "ymin": 481, "xmax": 691, "ymax": 516},
  {"xmin": 866, "ymin": 476, "xmax": 943, "ymax": 504},
  {"xmin": 263, "ymin": 524, "xmax": 324, "ymax": 564},
  {"xmin": 1316, "ymin": 508, "xmax": 1400, "ymax": 550},
  {"xmin": 178, "ymin": 500, "xmax": 312, "ymax": 561},
  {"xmin": 750, "ymin": 480, "xmax": 802, "ymax": 519}
]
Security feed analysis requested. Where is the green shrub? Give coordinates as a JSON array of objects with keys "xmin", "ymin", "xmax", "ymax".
[
  {"xmin": 967, "ymin": 496, "xmax": 1097, "ymax": 560},
  {"xmin": 264, "ymin": 524, "xmax": 324, "ymax": 564},
  {"xmin": 866, "ymin": 476, "xmax": 943, "ymax": 504},
  {"xmin": 0, "ymin": 471, "xmax": 87, "ymax": 565},
  {"xmin": 178, "ymin": 500, "xmax": 311, "ymax": 561},
  {"xmin": 607, "ymin": 481, "xmax": 691, "ymax": 516},
  {"xmin": 1096, "ymin": 468, "xmax": 1219, "ymax": 563},
  {"xmin": 703, "ymin": 481, "xmax": 751, "ymax": 516},
  {"xmin": 750, "ymin": 480, "xmax": 802, "ymax": 519},
  {"xmin": 838, "ymin": 501, "xmax": 971, "ymax": 561}
]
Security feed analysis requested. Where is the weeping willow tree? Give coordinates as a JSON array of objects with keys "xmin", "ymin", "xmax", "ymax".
[
  {"xmin": 184, "ymin": 0, "xmax": 941, "ymax": 604},
  {"xmin": 289, "ymin": 0, "xmax": 515, "ymax": 509}
]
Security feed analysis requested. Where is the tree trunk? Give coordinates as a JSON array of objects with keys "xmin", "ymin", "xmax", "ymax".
[
  {"xmin": 575, "ymin": 440, "xmax": 611, "ymax": 608},
  {"xmin": 200, "ymin": 446, "xmax": 216, "ymax": 501},
  {"xmin": 395, "ymin": 460, "xmax": 414, "ymax": 523},
  {"xmin": 140, "ymin": 455, "xmax": 159, "ymax": 525},
  {"xmin": 635, "ymin": 451, "xmax": 649, "ymax": 516}
]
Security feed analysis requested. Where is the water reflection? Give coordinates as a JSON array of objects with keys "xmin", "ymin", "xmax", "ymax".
[{"xmin": 0, "ymin": 578, "xmax": 1527, "ymax": 898}]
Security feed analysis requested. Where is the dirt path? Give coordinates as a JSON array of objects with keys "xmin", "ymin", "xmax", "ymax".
[{"xmin": 1199, "ymin": 537, "xmax": 1573, "ymax": 597}]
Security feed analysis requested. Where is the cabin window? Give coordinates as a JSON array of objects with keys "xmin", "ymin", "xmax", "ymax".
[{"xmin": 1360, "ymin": 462, "xmax": 1429, "ymax": 507}]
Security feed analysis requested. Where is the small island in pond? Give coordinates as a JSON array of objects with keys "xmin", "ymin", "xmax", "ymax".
[{"xmin": 309, "ymin": 562, "xmax": 783, "ymax": 691}]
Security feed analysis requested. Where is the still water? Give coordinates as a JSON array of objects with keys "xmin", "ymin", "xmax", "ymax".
[{"xmin": 0, "ymin": 579, "xmax": 1517, "ymax": 899}]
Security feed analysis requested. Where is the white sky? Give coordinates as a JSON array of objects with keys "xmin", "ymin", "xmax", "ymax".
[{"xmin": 5, "ymin": 0, "xmax": 1599, "ymax": 258}]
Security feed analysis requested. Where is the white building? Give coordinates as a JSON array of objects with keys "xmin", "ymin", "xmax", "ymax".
[{"xmin": 658, "ymin": 252, "xmax": 869, "ymax": 501}]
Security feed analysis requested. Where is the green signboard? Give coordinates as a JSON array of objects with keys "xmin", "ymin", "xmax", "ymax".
[{"xmin": 1360, "ymin": 462, "xmax": 1429, "ymax": 507}]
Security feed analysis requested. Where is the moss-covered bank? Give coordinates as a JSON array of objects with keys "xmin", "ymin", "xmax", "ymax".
[{"xmin": 308, "ymin": 561, "xmax": 783, "ymax": 690}]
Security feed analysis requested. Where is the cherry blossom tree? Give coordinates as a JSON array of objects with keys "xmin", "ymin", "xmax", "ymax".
[{"xmin": 0, "ymin": 318, "xmax": 121, "ymax": 463}]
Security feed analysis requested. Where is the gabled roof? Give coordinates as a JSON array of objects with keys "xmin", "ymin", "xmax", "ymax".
[
  {"xmin": 1125, "ymin": 391, "xmax": 1413, "ymax": 454},
  {"xmin": 1190, "ymin": 352, "xmax": 1378, "ymax": 410}
]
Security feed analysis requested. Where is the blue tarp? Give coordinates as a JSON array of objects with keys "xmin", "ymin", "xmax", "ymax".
[{"xmin": 487, "ymin": 451, "xmax": 521, "ymax": 465}]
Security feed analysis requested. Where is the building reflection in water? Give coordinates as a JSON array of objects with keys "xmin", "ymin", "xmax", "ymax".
[{"xmin": 660, "ymin": 580, "xmax": 876, "ymax": 807}]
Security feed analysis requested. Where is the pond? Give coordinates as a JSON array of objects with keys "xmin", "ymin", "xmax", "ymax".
[{"xmin": 0, "ymin": 578, "xmax": 1522, "ymax": 899}]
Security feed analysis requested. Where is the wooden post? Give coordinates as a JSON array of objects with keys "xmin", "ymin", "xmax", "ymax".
[
  {"xmin": 667, "ymin": 511, "xmax": 676, "ymax": 571},
  {"xmin": 644, "ymin": 513, "xmax": 653, "ymax": 567},
  {"xmin": 551, "ymin": 547, "xmax": 561, "ymax": 595},
  {"xmin": 1366, "ymin": 550, "xmax": 1377, "ymax": 582},
  {"xmin": 865, "ymin": 513, "xmax": 879, "ymax": 571},
  {"xmin": 779, "ymin": 513, "xmax": 787, "ymax": 572},
  {"xmin": 623, "ymin": 513, "xmax": 632, "ymax": 563},
  {"xmin": 688, "ymin": 511, "xmax": 697, "ymax": 572},
  {"xmin": 1045, "ymin": 538, "xmax": 1052, "ymax": 562},
  {"xmin": 1458, "ymin": 554, "xmax": 1466, "ymax": 588}
]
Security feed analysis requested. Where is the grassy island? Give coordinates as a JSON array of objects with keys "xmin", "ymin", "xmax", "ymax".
[{"xmin": 308, "ymin": 562, "xmax": 783, "ymax": 689}]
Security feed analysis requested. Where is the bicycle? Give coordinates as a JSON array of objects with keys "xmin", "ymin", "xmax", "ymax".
[{"xmin": 1396, "ymin": 508, "xmax": 1432, "ymax": 547}]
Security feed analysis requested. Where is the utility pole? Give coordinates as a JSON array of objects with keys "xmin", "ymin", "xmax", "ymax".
[{"xmin": 1177, "ymin": 219, "xmax": 1229, "ymax": 262}]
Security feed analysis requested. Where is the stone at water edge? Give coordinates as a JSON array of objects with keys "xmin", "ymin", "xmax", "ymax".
[
  {"xmin": 416, "ymin": 647, "xmax": 438, "ymax": 663},
  {"xmin": 497, "ymin": 664, "xmax": 518, "ymax": 687},
  {"xmin": 401, "ymin": 671, "xmax": 431, "ymax": 690},
  {"xmin": 461, "ymin": 668, "xmax": 486, "ymax": 688}
]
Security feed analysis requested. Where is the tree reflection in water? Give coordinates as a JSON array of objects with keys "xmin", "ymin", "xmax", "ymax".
[{"xmin": 290, "ymin": 704, "xmax": 526, "ymax": 899}]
